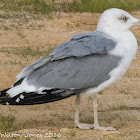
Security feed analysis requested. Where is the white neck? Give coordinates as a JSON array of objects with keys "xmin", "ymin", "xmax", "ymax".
[
  {"xmin": 97, "ymin": 26, "xmax": 130, "ymax": 42},
  {"xmin": 97, "ymin": 25, "xmax": 138, "ymax": 60}
]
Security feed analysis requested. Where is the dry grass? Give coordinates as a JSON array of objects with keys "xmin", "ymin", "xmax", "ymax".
[{"xmin": 0, "ymin": 4, "xmax": 140, "ymax": 140}]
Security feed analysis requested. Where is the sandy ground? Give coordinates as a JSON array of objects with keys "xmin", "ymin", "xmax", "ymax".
[{"xmin": 0, "ymin": 11, "xmax": 140, "ymax": 140}]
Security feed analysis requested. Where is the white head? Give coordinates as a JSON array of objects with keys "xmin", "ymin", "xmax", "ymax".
[{"xmin": 97, "ymin": 8, "xmax": 140, "ymax": 34}]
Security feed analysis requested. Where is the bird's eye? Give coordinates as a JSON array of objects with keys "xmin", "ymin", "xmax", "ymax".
[{"xmin": 119, "ymin": 16, "xmax": 128, "ymax": 21}]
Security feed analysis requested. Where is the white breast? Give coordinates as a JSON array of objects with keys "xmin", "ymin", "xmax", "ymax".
[
  {"xmin": 109, "ymin": 31, "xmax": 138, "ymax": 78},
  {"xmin": 84, "ymin": 31, "xmax": 138, "ymax": 97}
]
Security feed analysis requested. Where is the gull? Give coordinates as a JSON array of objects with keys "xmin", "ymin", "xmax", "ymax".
[{"xmin": 0, "ymin": 8, "xmax": 140, "ymax": 130}]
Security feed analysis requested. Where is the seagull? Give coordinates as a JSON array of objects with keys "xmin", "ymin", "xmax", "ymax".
[{"xmin": 0, "ymin": 8, "xmax": 140, "ymax": 131}]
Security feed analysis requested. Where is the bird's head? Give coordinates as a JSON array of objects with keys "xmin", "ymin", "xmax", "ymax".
[{"xmin": 97, "ymin": 8, "xmax": 140, "ymax": 34}]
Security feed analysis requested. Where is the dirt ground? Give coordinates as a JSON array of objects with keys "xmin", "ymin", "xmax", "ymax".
[{"xmin": 0, "ymin": 11, "xmax": 140, "ymax": 140}]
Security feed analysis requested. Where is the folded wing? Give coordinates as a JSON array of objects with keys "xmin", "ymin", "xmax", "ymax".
[{"xmin": 16, "ymin": 31, "xmax": 117, "ymax": 83}]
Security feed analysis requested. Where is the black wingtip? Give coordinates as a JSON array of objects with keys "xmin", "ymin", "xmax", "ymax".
[
  {"xmin": 0, "ymin": 88, "xmax": 10, "ymax": 96},
  {"xmin": 0, "ymin": 88, "xmax": 11, "ymax": 105},
  {"xmin": 2, "ymin": 89, "xmax": 81, "ymax": 105},
  {"xmin": 0, "ymin": 88, "xmax": 82, "ymax": 105}
]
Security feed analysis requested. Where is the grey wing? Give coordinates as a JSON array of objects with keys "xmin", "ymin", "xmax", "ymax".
[
  {"xmin": 26, "ymin": 54, "xmax": 121, "ymax": 90},
  {"xmin": 16, "ymin": 31, "xmax": 117, "ymax": 82},
  {"xmin": 50, "ymin": 31, "xmax": 117, "ymax": 60},
  {"xmin": 16, "ymin": 56, "xmax": 53, "ymax": 82}
]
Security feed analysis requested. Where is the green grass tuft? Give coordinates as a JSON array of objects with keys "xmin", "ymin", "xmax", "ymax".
[
  {"xmin": 0, "ymin": 0, "xmax": 54, "ymax": 14},
  {"xmin": 0, "ymin": 0, "xmax": 140, "ymax": 16},
  {"xmin": 62, "ymin": 0, "xmax": 140, "ymax": 13},
  {"xmin": 80, "ymin": 116, "xmax": 93, "ymax": 124},
  {"xmin": 0, "ymin": 45, "xmax": 55, "ymax": 59},
  {"xmin": 13, "ymin": 46, "xmax": 55, "ymax": 59},
  {"xmin": 111, "ymin": 104, "xmax": 128, "ymax": 111},
  {"xmin": 0, "ymin": 113, "xmax": 16, "ymax": 133}
]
